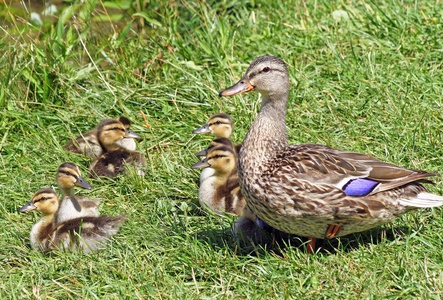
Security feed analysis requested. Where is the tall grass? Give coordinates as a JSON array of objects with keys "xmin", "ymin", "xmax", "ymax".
[{"xmin": 1, "ymin": 0, "xmax": 442, "ymax": 298}]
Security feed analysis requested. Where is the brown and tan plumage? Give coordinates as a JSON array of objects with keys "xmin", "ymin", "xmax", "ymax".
[
  {"xmin": 56, "ymin": 162, "xmax": 99, "ymax": 224},
  {"xmin": 191, "ymin": 143, "xmax": 246, "ymax": 215},
  {"xmin": 89, "ymin": 119, "xmax": 146, "ymax": 179},
  {"xmin": 193, "ymin": 113, "xmax": 242, "ymax": 154},
  {"xmin": 219, "ymin": 56, "xmax": 443, "ymax": 251},
  {"xmin": 64, "ymin": 116, "xmax": 137, "ymax": 158},
  {"xmin": 18, "ymin": 189, "xmax": 126, "ymax": 253}
]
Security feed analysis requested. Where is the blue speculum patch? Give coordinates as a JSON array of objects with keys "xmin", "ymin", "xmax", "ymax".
[{"xmin": 343, "ymin": 178, "xmax": 379, "ymax": 196}]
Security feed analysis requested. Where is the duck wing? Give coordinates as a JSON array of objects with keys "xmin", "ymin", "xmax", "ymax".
[{"xmin": 271, "ymin": 143, "xmax": 436, "ymax": 196}]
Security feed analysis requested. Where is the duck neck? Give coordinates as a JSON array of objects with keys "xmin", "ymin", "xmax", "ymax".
[
  {"xmin": 240, "ymin": 92, "xmax": 289, "ymax": 167},
  {"xmin": 60, "ymin": 186, "xmax": 76, "ymax": 202}
]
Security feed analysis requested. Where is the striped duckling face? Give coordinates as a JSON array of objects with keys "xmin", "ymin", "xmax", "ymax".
[
  {"xmin": 192, "ymin": 113, "xmax": 233, "ymax": 139},
  {"xmin": 97, "ymin": 119, "xmax": 141, "ymax": 151},
  {"xmin": 57, "ymin": 163, "xmax": 93, "ymax": 190},
  {"xmin": 18, "ymin": 189, "xmax": 59, "ymax": 216},
  {"xmin": 191, "ymin": 145, "xmax": 236, "ymax": 175},
  {"xmin": 195, "ymin": 137, "xmax": 235, "ymax": 157}
]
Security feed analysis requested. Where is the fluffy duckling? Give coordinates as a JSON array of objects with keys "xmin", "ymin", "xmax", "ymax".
[
  {"xmin": 19, "ymin": 189, "xmax": 127, "ymax": 253},
  {"xmin": 89, "ymin": 119, "xmax": 146, "ymax": 179},
  {"xmin": 191, "ymin": 143, "xmax": 246, "ymax": 215},
  {"xmin": 56, "ymin": 162, "xmax": 99, "ymax": 224},
  {"xmin": 193, "ymin": 113, "xmax": 242, "ymax": 154},
  {"xmin": 64, "ymin": 116, "xmax": 137, "ymax": 157}
]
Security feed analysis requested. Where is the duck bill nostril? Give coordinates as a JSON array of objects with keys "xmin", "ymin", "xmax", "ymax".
[
  {"xmin": 18, "ymin": 202, "xmax": 37, "ymax": 213},
  {"xmin": 124, "ymin": 130, "xmax": 141, "ymax": 139},
  {"xmin": 192, "ymin": 124, "xmax": 211, "ymax": 134},
  {"xmin": 219, "ymin": 78, "xmax": 254, "ymax": 97},
  {"xmin": 190, "ymin": 159, "xmax": 211, "ymax": 169}
]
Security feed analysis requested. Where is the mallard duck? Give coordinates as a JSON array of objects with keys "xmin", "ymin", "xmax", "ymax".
[
  {"xmin": 64, "ymin": 116, "xmax": 137, "ymax": 157},
  {"xmin": 193, "ymin": 113, "xmax": 242, "ymax": 154},
  {"xmin": 56, "ymin": 162, "xmax": 99, "ymax": 224},
  {"xmin": 18, "ymin": 189, "xmax": 127, "ymax": 253},
  {"xmin": 89, "ymin": 119, "xmax": 145, "ymax": 179},
  {"xmin": 219, "ymin": 56, "xmax": 443, "ymax": 252}
]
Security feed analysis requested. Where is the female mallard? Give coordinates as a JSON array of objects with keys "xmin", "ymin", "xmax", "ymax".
[
  {"xmin": 219, "ymin": 56, "xmax": 443, "ymax": 251},
  {"xmin": 193, "ymin": 114, "xmax": 242, "ymax": 154},
  {"xmin": 19, "ymin": 189, "xmax": 126, "ymax": 253}
]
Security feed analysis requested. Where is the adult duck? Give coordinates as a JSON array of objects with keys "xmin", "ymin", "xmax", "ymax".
[{"xmin": 219, "ymin": 56, "xmax": 443, "ymax": 252}]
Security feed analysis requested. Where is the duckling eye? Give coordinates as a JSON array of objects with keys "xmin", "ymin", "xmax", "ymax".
[
  {"xmin": 263, "ymin": 67, "xmax": 270, "ymax": 72},
  {"xmin": 213, "ymin": 155, "xmax": 224, "ymax": 159},
  {"xmin": 215, "ymin": 121, "xmax": 222, "ymax": 125}
]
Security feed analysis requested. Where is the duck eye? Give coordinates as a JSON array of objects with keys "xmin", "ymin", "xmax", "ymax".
[
  {"xmin": 215, "ymin": 121, "xmax": 222, "ymax": 125},
  {"xmin": 263, "ymin": 67, "xmax": 270, "ymax": 72}
]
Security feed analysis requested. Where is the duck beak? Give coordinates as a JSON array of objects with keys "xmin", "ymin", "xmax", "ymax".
[
  {"xmin": 192, "ymin": 124, "xmax": 211, "ymax": 134},
  {"xmin": 124, "ymin": 129, "xmax": 141, "ymax": 139},
  {"xmin": 195, "ymin": 148, "xmax": 208, "ymax": 157},
  {"xmin": 75, "ymin": 176, "xmax": 93, "ymax": 190},
  {"xmin": 18, "ymin": 201, "xmax": 37, "ymax": 213},
  {"xmin": 219, "ymin": 78, "xmax": 254, "ymax": 97},
  {"xmin": 191, "ymin": 158, "xmax": 211, "ymax": 169}
]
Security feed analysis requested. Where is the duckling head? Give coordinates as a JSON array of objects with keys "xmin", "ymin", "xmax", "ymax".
[
  {"xmin": 97, "ymin": 119, "xmax": 141, "ymax": 151},
  {"xmin": 219, "ymin": 56, "xmax": 289, "ymax": 103},
  {"xmin": 191, "ymin": 145, "xmax": 236, "ymax": 175},
  {"xmin": 18, "ymin": 188, "xmax": 59, "ymax": 216},
  {"xmin": 57, "ymin": 163, "xmax": 93, "ymax": 191},
  {"xmin": 193, "ymin": 113, "xmax": 233, "ymax": 138},
  {"xmin": 196, "ymin": 137, "xmax": 234, "ymax": 157}
]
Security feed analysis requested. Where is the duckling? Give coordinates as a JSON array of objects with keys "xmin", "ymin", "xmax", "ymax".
[
  {"xmin": 64, "ymin": 116, "xmax": 137, "ymax": 157},
  {"xmin": 219, "ymin": 55, "xmax": 443, "ymax": 252},
  {"xmin": 56, "ymin": 162, "xmax": 99, "ymax": 224},
  {"xmin": 18, "ymin": 189, "xmax": 127, "ymax": 253},
  {"xmin": 193, "ymin": 140, "xmax": 285, "ymax": 242},
  {"xmin": 191, "ymin": 143, "xmax": 246, "ymax": 215},
  {"xmin": 193, "ymin": 113, "xmax": 242, "ymax": 154},
  {"xmin": 89, "ymin": 119, "xmax": 145, "ymax": 179}
]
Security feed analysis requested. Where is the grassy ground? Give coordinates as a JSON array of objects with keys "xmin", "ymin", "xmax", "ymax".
[{"xmin": 1, "ymin": 0, "xmax": 443, "ymax": 298}]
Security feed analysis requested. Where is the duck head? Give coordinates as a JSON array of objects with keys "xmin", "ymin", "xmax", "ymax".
[
  {"xmin": 219, "ymin": 56, "xmax": 289, "ymax": 104},
  {"xmin": 18, "ymin": 188, "xmax": 59, "ymax": 216},
  {"xmin": 97, "ymin": 119, "xmax": 141, "ymax": 151},
  {"xmin": 192, "ymin": 113, "xmax": 233, "ymax": 138}
]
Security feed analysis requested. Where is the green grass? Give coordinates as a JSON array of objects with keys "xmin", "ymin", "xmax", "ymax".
[{"xmin": 1, "ymin": 0, "xmax": 443, "ymax": 298}]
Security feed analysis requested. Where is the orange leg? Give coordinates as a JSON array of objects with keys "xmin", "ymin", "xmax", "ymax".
[
  {"xmin": 306, "ymin": 237, "xmax": 317, "ymax": 254},
  {"xmin": 326, "ymin": 224, "xmax": 343, "ymax": 239}
]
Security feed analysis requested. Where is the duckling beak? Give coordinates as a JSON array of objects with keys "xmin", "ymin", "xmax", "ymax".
[
  {"xmin": 191, "ymin": 158, "xmax": 211, "ymax": 169},
  {"xmin": 192, "ymin": 124, "xmax": 211, "ymax": 134},
  {"xmin": 195, "ymin": 148, "xmax": 208, "ymax": 157},
  {"xmin": 219, "ymin": 78, "xmax": 255, "ymax": 97},
  {"xmin": 75, "ymin": 176, "xmax": 93, "ymax": 190},
  {"xmin": 124, "ymin": 130, "xmax": 141, "ymax": 139},
  {"xmin": 18, "ymin": 202, "xmax": 37, "ymax": 213}
]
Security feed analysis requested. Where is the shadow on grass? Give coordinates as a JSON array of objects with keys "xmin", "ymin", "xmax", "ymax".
[{"xmin": 195, "ymin": 224, "xmax": 414, "ymax": 257}]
